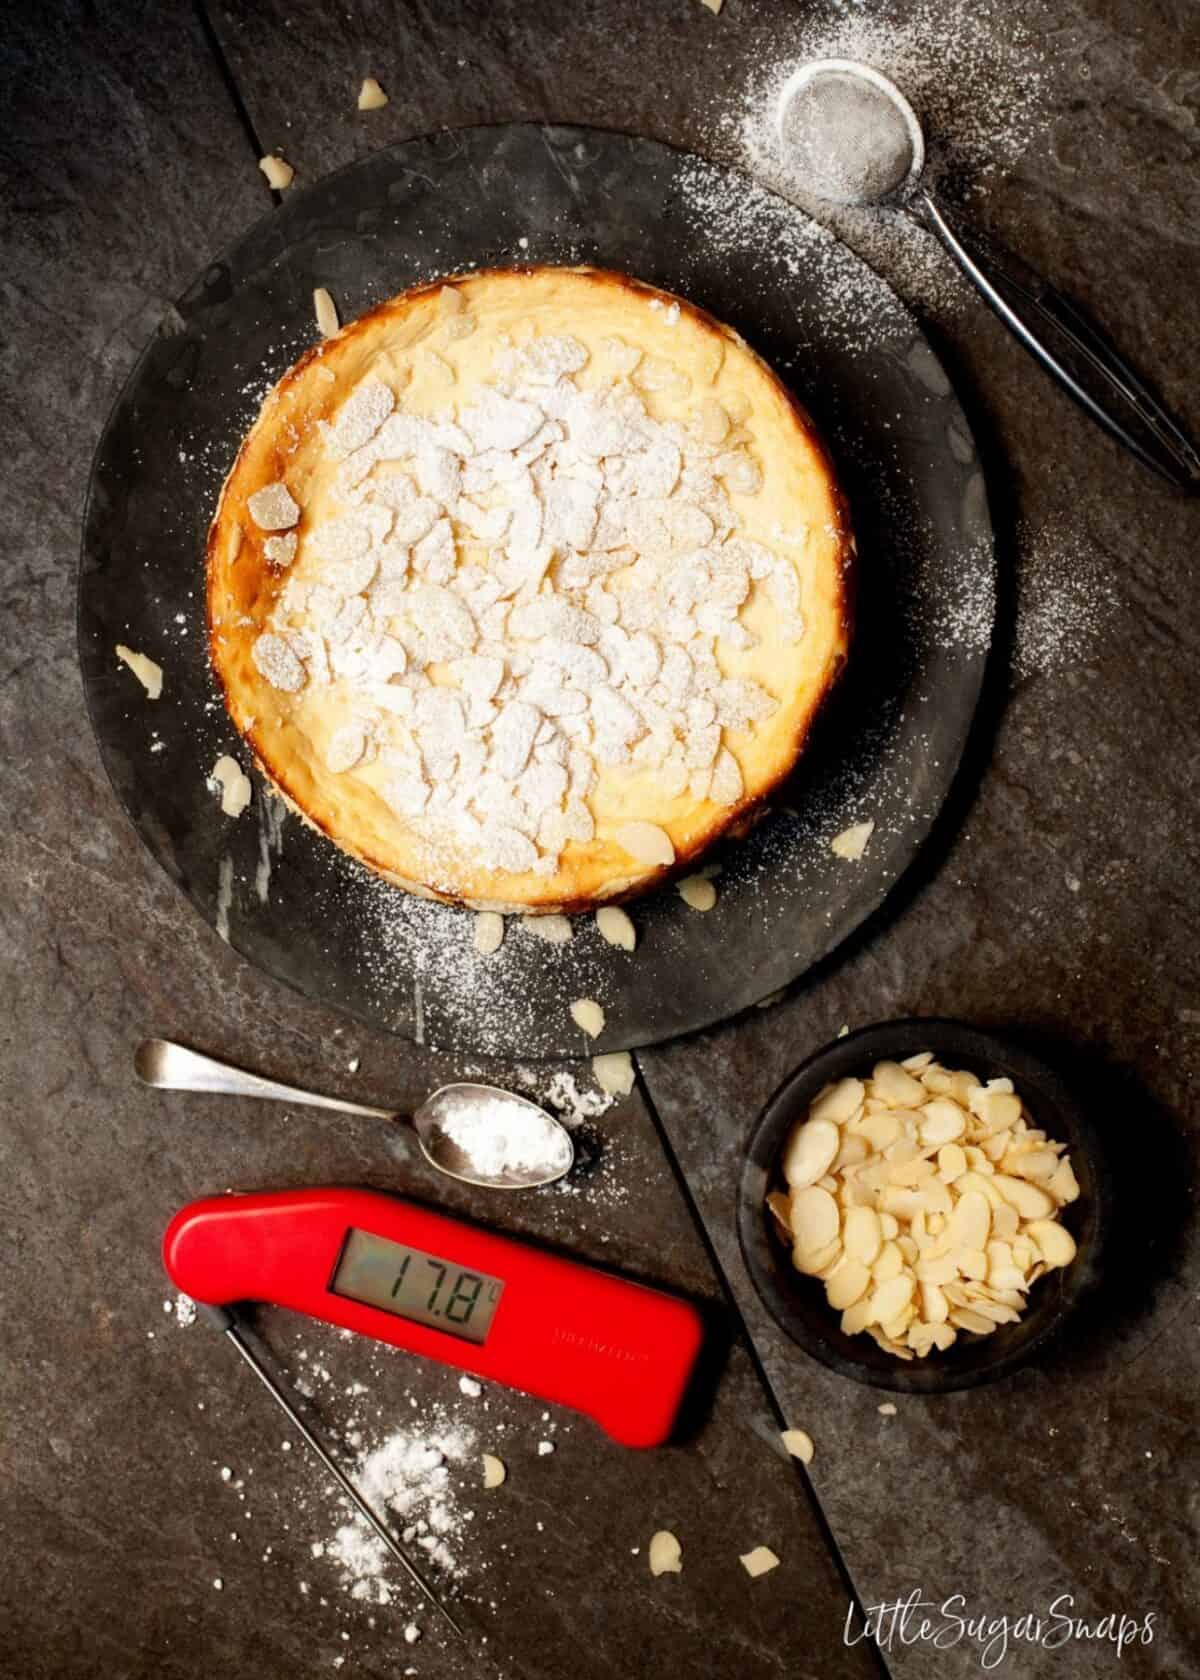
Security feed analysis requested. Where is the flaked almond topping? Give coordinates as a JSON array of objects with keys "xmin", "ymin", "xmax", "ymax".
[
  {"xmin": 115, "ymin": 644, "xmax": 163, "ymax": 700},
  {"xmin": 595, "ymin": 906, "xmax": 637, "ymax": 951},
  {"xmin": 325, "ymin": 722, "xmax": 367, "ymax": 774},
  {"xmin": 473, "ymin": 911, "xmax": 505, "ymax": 956},
  {"xmin": 831, "ymin": 819, "xmax": 874, "ymax": 861},
  {"xmin": 570, "ymin": 998, "xmax": 605, "ymax": 1038},
  {"xmin": 247, "ymin": 481, "xmax": 299, "ymax": 531},
  {"xmin": 263, "ymin": 532, "xmax": 297, "ymax": 567},
  {"xmin": 357, "ymin": 76, "xmax": 388, "ymax": 111},
  {"xmin": 264, "ymin": 319, "xmax": 805, "ymax": 889},
  {"xmin": 209, "ymin": 754, "xmax": 252, "ymax": 817},
  {"xmin": 481, "ymin": 1453, "xmax": 507, "ymax": 1489},
  {"xmin": 648, "ymin": 1531, "xmax": 682, "ymax": 1576},
  {"xmin": 677, "ymin": 875, "xmax": 717, "ymax": 911},
  {"xmin": 313, "ymin": 287, "xmax": 340, "ymax": 338},
  {"xmin": 251, "ymin": 632, "xmax": 306, "ymax": 693},
  {"xmin": 258, "ymin": 154, "xmax": 294, "ymax": 191},
  {"xmin": 739, "ymin": 1545, "xmax": 779, "ymax": 1578},
  {"xmin": 780, "ymin": 1428, "xmax": 814, "ymax": 1464},
  {"xmin": 592, "ymin": 1051, "xmax": 635, "ymax": 1097}
]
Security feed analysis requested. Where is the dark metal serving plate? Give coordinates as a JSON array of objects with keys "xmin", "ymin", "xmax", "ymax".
[{"xmin": 78, "ymin": 123, "xmax": 994, "ymax": 1059}]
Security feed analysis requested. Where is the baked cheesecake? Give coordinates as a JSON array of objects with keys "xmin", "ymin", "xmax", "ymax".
[{"xmin": 206, "ymin": 266, "xmax": 853, "ymax": 912}]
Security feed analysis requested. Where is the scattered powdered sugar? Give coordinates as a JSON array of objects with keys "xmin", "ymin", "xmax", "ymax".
[
  {"xmin": 712, "ymin": 0, "xmax": 1054, "ymax": 314},
  {"xmin": 542, "ymin": 1069, "xmax": 615, "ymax": 1128},
  {"xmin": 676, "ymin": 157, "xmax": 909, "ymax": 354},
  {"xmin": 324, "ymin": 1419, "xmax": 476, "ymax": 1602},
  {"xmin": 1014, "ymin": 516, "xmax": 1118, "ymax": 679}
]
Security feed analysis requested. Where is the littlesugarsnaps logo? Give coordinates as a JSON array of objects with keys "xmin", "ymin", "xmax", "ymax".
[{"xmin": 844, "ymin": 1591, "xmax": 1156, "ymax": 1670}]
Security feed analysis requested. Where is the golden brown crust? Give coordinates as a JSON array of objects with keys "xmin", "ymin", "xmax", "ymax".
[{"xmin": 207, "ymin": 265, "xmax": 854, "ymax": 912}]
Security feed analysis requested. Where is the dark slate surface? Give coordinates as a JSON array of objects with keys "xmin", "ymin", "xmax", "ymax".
[
  {"xmin": 0, "ymin": 5, "xmax": 877, "ymax": 1677},
  {"xmin": 2, "ymin": 1, "xmax": 1198, "ymax": 1678}
]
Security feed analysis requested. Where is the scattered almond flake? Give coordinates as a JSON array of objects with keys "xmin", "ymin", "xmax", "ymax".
[
  {"xmin": 592, "ymin": 1051, "xmax": 635, "ymax": 1098},
  {"xmin": 569, "ymin": 999, "xmax": 605, "ymax": 1038},
  {"xmin": 313, "ymin": 287, "xmax": 340, "ymax": 338},
  {"xmin": 258, "ymin": 154, "xmax": 294, "ymax": 191},
  {"xmin": 830, "ymin": 819, "xmax": 874, "ymax": 861},
  {"xmin": 209, "ymin": 754, "xmax": 252, "ymax": 818},
  {"xmin": 595, "ymin": 906, "xmax": 637, "ymax": 951},
  {"xmin": 115, "ymin": 644, "xmax": 163, "ymax": 700},
  {"xmin": 648, "ymin": 1531, "xmax": 682, "ymax": 1576},
  {"xmin": 878, "ymin": 1402, "xmax": 898, "ymax": 1417},
  {"xmin": 699, "ymin": 0, "xmax": 723, "ymax": 12},
  {"xmin": 347, "ymin": 1056, "xmax": 360, "ymax": 1073},
  {"xmin": 481, "ymin": 1453, "xmax": 506, "ymax": 1489},
  {"xmin": 780, "ymin": 1428, "xmax": 814, "ymax": 1465},
  {"xmin": 522, "ymin": 914, "xmax": 572, "ymax": 945},
  {"xmin": 473, "ymin": 912, "xmax": 505, "ymax": 956},
  {"xmin": 677, "ymin": 875, "xmax": 717, "ymax": 912},
  {"xmin": 458, "ymin": 1376, "xmax": 482, "ymax": 1399},
  {"xmin": 536, "ymin": 1440, "xmax": 555, "ymax": 1456},
  {"xmin": 740, "ymin": 1546, "xmax": 780, "ymax": 1579},
  {"xmin": 357, "ymin": 76, "xmax": 388, "ymax": 111},
  {"xmin": 247, "ymin": 481, "xmax": 299, "ymax": 531},
  {"xmin": 212, "ymin": 1577, "xmax": 224, "ymax": 1592},
  {"xmin": 613, "ymin": 822, "xmax": 674, "ymax": 869}
]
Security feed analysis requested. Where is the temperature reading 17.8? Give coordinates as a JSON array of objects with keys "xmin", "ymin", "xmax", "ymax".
[{"xmin": 332, "ymin": 1228, "xmax": 505, "ymax": 1344}]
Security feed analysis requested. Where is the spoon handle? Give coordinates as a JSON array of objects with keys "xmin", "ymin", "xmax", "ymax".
[
  {"xmin": 918, "ymin": 188, "xmax": 1199, "ymax": 491},
  {"xmin": 135, "ymin": 1039, "xmax": 398, "ymax": 1123}
]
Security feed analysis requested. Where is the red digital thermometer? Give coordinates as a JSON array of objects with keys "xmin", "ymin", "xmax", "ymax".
[{"xmin": 164, "ymin": 1187, "xmax": 705, "ymax": 1448}]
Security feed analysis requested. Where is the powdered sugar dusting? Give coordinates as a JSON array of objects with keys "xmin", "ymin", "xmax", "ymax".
[
  {"xmin": 715, "ymin": 0, "xmax": 1053, "ymax": 314},
  {"xmin": 259, "ymin": 312, "xmax": 807, "ymax": 894},
  {"xmin": 1015, "ymin": 516, "xmax": 1118, "ymax": 679},
  {"xmin": 325, "ymin": 1420, "xmax": 476, "ymax": 1602}
]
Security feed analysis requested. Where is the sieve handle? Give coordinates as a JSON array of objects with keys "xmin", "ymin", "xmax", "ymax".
[{"xmin": 918, "ymin": 188, "xmax": 1198, "ymax": 492}]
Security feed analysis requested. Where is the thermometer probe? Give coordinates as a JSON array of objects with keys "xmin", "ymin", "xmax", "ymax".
[
  {"xmin": 165, "ymin": 1189, "xmax": 705, "ymax": 1618},
  {"xmin": 197, "ymin": 1300, "xmax": 463, "ymax": 1636}
]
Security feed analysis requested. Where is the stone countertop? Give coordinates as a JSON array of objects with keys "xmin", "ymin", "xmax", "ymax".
[{"xmin": 1, "ymin": 2, "xmax": 1197, "ymax": 1677}]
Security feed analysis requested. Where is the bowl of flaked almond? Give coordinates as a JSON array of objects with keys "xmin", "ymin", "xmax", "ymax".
[{"xmin": 737, "ymin": 1020, "xmax": 1110, "ymax": 1392}]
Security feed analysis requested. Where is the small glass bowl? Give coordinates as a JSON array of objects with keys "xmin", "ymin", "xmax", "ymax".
[{"xmin": 737, "ymin": 1019, "xmax": 1111, "ymax": 1394}]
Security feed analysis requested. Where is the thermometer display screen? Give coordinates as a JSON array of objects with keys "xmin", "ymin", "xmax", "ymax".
[{"xmin": 331, "ymin": 1227, "xmax": 505, "ymax": 1344}]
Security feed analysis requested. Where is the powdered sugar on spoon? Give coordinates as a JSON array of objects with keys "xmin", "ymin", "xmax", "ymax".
[{"xmin": 136, "ymin": 1038, "xmax": 573, "ymax": 1190}]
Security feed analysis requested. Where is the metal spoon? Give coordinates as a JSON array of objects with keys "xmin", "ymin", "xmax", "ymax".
[
  {"xmin": 135, "ymin": 1039, "xmax": 574, "ymax": 1191},
  {"xmin": 777, "ymin": 58, "xmax": 1200, "ymax": 491}
]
